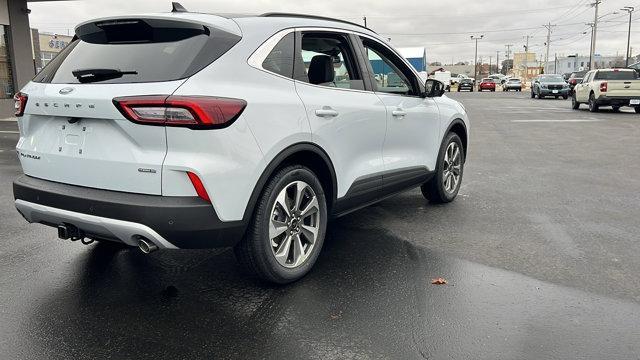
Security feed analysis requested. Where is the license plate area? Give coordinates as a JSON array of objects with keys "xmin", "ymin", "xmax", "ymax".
[
  {"xmin": 552, "ymin": 90, "xmax": 559, "ymax": 94},
  {"xmin": 630, "ymin": 99, "xmax": 640, "ymax": 105},
  {"xmin": 57, "ymin": 119, "xmax": 92, "ymax": 157}
]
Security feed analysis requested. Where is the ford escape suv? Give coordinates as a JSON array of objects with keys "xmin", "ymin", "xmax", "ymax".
[{"xmin": 13, "ymin": 7, "xmax": 470, "ymax": 283}]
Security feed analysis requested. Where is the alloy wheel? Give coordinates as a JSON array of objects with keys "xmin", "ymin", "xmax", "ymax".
[
  {"xmin": 442, "ymin": 142, "xmax": 462, "ymax": 194},
  {"xmin": 269, "ymin": 181, "xmax": 320, "ymax": 268}
]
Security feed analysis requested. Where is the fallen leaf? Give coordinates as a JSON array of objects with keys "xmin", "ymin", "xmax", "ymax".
[{"xmin": 431, "ymin": 278, "xmax": 448, "ymax": 285}]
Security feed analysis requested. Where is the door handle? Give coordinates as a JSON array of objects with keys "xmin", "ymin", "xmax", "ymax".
[
  {"xmin": 392, "ymin": 109, "xmax": 407, "ymax": 118},
  {"xmin": 315, "ymin": 107, "xmax": 339, "ymax": 118}
]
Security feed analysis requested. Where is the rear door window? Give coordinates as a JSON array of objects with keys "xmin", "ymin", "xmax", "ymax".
[
  {"xmin": 297, "ymin": 32, "xmax": 364, "ymax": 90},
  {"xmin": 34, "ymin": 18, "xmax": 241, "ymax": 84}
]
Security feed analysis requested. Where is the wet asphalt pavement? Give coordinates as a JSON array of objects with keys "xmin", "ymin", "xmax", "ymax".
[{"xmin": 1, "ymin": 92, "xmax": 640, "ymax": 359}]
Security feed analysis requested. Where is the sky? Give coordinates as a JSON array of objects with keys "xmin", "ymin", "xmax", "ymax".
[{"xmin": 28, "ymin": 0, "xmax": 640, "ymax": 64}]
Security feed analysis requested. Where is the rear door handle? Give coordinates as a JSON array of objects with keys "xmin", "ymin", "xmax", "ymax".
[
  {"xmin": 315, "ymin": 107, "xmax": 339, "ymax": 118},
  {"xmin": 392, "ymin": 109, "xmax": 407, "ymax": 118}
]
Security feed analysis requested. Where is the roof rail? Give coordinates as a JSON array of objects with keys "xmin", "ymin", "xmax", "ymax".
[{"xmin": 260, "ymin": 13, "xmax": 375, "ymax": 33}]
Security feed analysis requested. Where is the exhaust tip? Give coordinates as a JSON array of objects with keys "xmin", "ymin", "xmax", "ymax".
[{"xmin": 138, "ymin": 237, "xmax": 159, "ymax": 254}]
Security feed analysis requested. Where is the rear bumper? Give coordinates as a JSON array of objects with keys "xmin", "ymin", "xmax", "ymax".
[
  {"xmin": 13, "ymin": 175, "xmax": 246, "ymax": 249},
  {"xmin": 595, "ymin": 96, "xmax": 640, "ymax": 107}
]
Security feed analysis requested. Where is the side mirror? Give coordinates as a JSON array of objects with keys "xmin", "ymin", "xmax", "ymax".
[{"xmin": 424, "ymin": 78, "xmax": 445, "ymax": 98}]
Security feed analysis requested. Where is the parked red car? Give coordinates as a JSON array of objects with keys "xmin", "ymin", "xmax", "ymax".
[{"xmin": 479, "ymin": 78, "xmax": 496, "ymax": 92}]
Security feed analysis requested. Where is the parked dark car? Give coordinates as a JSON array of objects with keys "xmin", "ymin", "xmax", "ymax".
[
  {"xmin": 567, "ymin": 71, "xmax": 587, "ymax": 94},
  {"xmin": 458, "ymin": 78, "xmax": 474, "ymax": 92}
]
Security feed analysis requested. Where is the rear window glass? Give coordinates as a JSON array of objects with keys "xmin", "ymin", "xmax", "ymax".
[
  {"xmin": 594, "ymin": 71, "xmax": 637, "ymax": 80},
  {"xmin": 34, "ymin": 19, "xmax": 241, "ymax": 84}
]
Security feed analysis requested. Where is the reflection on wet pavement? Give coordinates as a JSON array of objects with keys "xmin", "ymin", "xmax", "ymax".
[{"xmin": 1, "ymin": 221, "xmax": 638, "ymax": 360}]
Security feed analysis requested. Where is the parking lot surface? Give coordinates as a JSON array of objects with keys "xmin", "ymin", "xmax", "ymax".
[{"xmin": 1, "ymin": 92, "xmax": 640, "ymax": 359}]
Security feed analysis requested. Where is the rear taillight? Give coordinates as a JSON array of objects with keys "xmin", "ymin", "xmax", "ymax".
[
  {"xmin": 187, "ymin": 171, "xmax": 211, "ymax": 203},
  {"xmin": 14, "ymin": 92, "xmax": 27, "ymax": 117},
  {"xmin": 113, "ymin": 95, "xmax": 247, "ymax": 129},
  {"xmin": 600, "ymin": 82, "xmax": 608, "ymax": 92}
]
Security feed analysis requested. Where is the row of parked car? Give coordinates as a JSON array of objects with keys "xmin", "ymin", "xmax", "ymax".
[{"xmin": 456, "ymin": 77, "xmax": 522, "ymax": 92}]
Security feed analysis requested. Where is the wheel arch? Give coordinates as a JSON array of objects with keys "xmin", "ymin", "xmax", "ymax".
[
  {"xmin": 445, "ymin": 119, "xmax": 468, "ymax": 157},
  {"xmin": 242, "ymin": 142, "xmax": 337, "ymax": 223}
]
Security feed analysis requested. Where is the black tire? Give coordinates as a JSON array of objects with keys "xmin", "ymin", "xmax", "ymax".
[
  {"xmin": 491, "ymin": 89, "xmax": 495, "ymax": 92},
  {"xmin": 612, "ymin": 106, "xmax": 621, "ymax": 112},
  {"xmin": 635, "ymin": 107, "xmax": 640, "ymax": 113},
  {"xmin": 571, "ymin": 93, "xmax": 580, "ymax": 110},
  {"xmin": 589, "ymin": 93, "xmax": 599, "ymax": 112},
  {"xmin": 421, "ymin": 133, "xmax": 465, "ymax": 204},
  {"xmin": 234, "ymin": 165, "xmax": 328, "ymax": 284},
  {"xmin": 531, "ymin": 90, "xmax": 535, "ymax": 98},
  {"xmin": 562, "ymin": 95, "xmax": 568, "ymax": 100}
]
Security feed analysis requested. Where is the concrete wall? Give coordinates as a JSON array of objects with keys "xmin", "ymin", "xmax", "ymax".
[{"xmin": 7, "ymin": 0, "xmax": 34, "ymax": 90}]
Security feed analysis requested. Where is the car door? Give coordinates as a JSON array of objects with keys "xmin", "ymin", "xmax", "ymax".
[
  {"xmin": 356, "ymin": 36, "xmax": 440, "ymax": 194},
  {"xmin": 575, "ymin": 71, "xmax": 593, "ymax": 102},
  {"xmin": 293, "ymin": 30, "xmax": 387, "ymax": 209}
]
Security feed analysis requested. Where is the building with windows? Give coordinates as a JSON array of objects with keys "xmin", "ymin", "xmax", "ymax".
[
  {"xmin": 544, "ymin": 55, "xmax": 625, "ymax": 75},
  {"xmin": 36, "ymin": 32, "xmax": 72, "ymax": 71},
  {"xmin": 0, "ymin": 0, "xmax": 62, "ymax": 116}
]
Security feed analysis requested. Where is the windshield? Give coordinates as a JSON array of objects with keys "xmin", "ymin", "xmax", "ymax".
[
  {"xmin": 508, "ymin": 79, "xmax": 520, "ymax": 82},
  {"xmin": 540, "ymin": 75, "xmax": 564, "ymax": 82}
]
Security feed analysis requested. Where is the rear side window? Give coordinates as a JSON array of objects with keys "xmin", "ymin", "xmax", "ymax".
[
  {"xmin": 262, "ymin": 33, "xmax": 294, "ymax": 78},
  {"xmin": 34, "ymin": 18, "xmax": 241, "ymax": 84},
  {"xmin": 594, "ymin": 71, "xmax": 637, "ymax": 80}
]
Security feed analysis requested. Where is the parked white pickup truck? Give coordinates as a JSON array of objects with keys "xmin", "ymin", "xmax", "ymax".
[{"xmin": 572, "ymin": 68, "xmax": 640, "ymax": 112}]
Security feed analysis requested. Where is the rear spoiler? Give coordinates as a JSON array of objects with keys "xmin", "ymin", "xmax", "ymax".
[{"xmin": 76, "ymin": 18, "xmax": 209, "ymax": 44}]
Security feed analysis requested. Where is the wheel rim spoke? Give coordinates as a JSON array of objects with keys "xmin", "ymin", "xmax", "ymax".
[
  {"xmin": 291, "ymin": 234, "xmax": 305, "ymax": 267},
  {"xmin": 293, "ymin": 181, "xmax": 306, "ymax": 212},
  {"xmin": 300, "ymin": 196, "xmax": 319, "ymax": 219},
  {"xmin": 274, "ymin": 235, "xmax": 293, "ymax": 264},
  {"xmin": 275, "ymin": 190, "xmax": 291, "ymax": 218},
  {"xmin": 300, "ymin": 224, "xmax": 317, "ymax": 244},
  {"xmin": 269, "ymin": 219, "xmax": 288, "ymax": 239}
]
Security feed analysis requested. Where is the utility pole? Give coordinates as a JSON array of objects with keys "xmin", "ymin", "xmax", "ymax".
[
  {"xmin": 505, "ymin": 44, "xmax": 513, "ymax": 74},
  {"xmin": 496, "ymin": 51, "xmax": 500, "ymax": 74},
  {"xmin": 363, "ymin": 16, "xmax": 367, "ymax": 28},
  {"xmin": 471, "ymin": 35, "xmax": 484, "ymax": 81},
  {"xmin": 590, "ymin": 1, "xmax": 601, "ymax": 70},
  {"xmin": 554, "ymin": 53, "xmax": 557, "ymax": 74},
  {"xmin": 543, "ymin": 23, "xmax": 556, "ymax": 74},
  {"xmin": 489, "ymin": 56, "xmax": 492, "ymax": 73},
  {"xmin": 621, "ymin": 7, "xmax": 635, "ymax": 66},
  {"xmin": 524, "ymin": 35, "xmax": 531, "ymax": 53}
]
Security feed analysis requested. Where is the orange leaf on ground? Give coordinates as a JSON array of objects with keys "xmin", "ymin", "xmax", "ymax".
[{"xmin": 431, "ymin": 278, "xmax": 448, "ymax": 285}]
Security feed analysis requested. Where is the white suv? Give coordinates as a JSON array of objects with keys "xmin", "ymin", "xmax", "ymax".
[{"xmin": 13, "ymin": 8, "xmax": 470, "ymax": 283}]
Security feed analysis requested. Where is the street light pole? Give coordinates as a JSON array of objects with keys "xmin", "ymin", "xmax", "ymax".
[
  {"xmin": 471, "ymin": 35, "xmax": 484, "ymax": 82},
  {"xmin": 590, "ymin": 0, "xmax": 601, "ymax": 70},
  {"xmin": 621, "ymin": 7, "xmax": 635, "ymax": 66}
]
